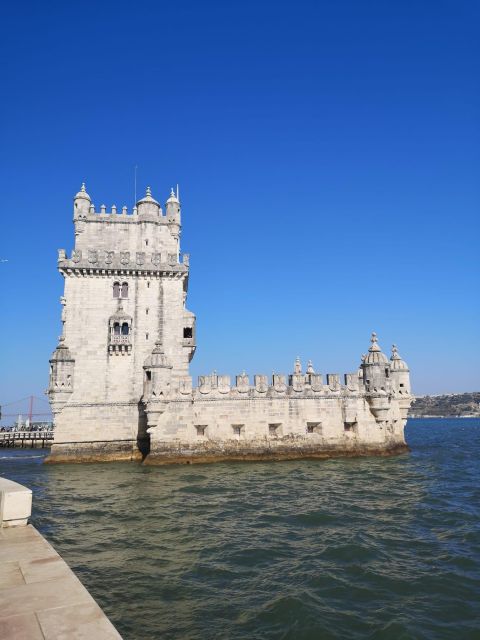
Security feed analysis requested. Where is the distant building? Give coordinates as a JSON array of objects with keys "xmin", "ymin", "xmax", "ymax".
[{"xmin": 47, "ymin": 184, "xmax": 413, "ymax": 463}]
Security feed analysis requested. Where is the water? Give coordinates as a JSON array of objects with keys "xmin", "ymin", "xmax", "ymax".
[{"xmin": 1, "ymin": 419, "xmax": 479, "ymax": 639}]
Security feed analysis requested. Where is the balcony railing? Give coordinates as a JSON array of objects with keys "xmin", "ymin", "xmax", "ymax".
[{"xmin": 111, "ymin": 335, "xmax": 131, "ymax": 345}]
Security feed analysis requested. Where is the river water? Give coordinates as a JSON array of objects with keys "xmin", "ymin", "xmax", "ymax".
[{"xmin": 1, "ymin": 419, "xmax": 479, "ymax": 639}]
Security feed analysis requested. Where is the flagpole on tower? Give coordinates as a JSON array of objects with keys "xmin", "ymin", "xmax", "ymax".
[{"xmin": 134, "ymin": 165, "xmax": 138, "ymax": 205}]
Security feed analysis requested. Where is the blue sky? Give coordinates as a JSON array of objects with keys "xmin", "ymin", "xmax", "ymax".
[{"xmin": 0, "ymin": 0, "xmax": 478, "ymax": 420}]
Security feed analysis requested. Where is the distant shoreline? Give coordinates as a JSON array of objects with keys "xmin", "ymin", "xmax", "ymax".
[{"xmin": 408, "ymin": 415, "xmax": 479, "ymax": 419}]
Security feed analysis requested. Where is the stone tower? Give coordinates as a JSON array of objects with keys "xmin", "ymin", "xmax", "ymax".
[
  {"xmin": 47, "ymin": 182, "xmax": 413, "ymax": 464},
  {"xmin": 47, "ymin": 184, "xmax": 195, "ymax": 461}
]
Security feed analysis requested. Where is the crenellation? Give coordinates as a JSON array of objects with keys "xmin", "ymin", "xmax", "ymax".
[{"xmin": 47, "ymin": 182, "xmax": 413, "ymax": 464}]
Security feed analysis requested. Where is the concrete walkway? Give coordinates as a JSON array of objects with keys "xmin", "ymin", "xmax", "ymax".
[{"xmin": 0, "ymin": 478, "xmax": 122, "ymax": 639}]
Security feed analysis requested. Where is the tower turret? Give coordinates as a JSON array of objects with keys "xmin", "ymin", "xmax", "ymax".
[
  {"xmin": 165, "ymin": 187, "xmax": 180, "ymax": 219},
  {"xmin": 137, "ymin": 186, "xmax": 161, "ymax": 218},
  {"xmin": 142, "ymin": 341, "xmax": 173, "ymax": 429},
  {"xmin": 361, "ymin": 332, "xmax": 390, "ymax": 393},
  {"xmin": 165, "ymin": 187, "xmax": 181, "ymax": 248},
  {"xmin": 47, "ymin": 336, "xmax": 75, "ymax": 423},
  {"xmin": 361, "ymin": 332, "xmax": 391, "ymax": 422},
  {"xmin": 390, "ymin": 345, "xmax": 412, "ymax": 418},
  {"xmin": 73, "ymin": 183, "xmax": 91, "ymax": 219}
]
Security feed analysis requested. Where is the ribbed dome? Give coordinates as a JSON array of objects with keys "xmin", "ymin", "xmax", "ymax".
[
  {"xmin": 74, "ymin": 182, "xmax": 91, "ymax": 201},
  {"xmin": 50, "ymin": 337, "xmax": 74, "ymax": 362},
  {"xmin": 144, "ymin": 341, "xmax": 172, "ymax": 369},
  {"xmin": 166, "ymin": 187, "xmax": 179, "ymax": 204},
  {"xmin": 137, "ymin": 186, "xmax": 160, "ymax": 206},
  {"xmin": 363, "ymin": 332, "xmax": 389, "ymax": 364},
  {"xmin": 390, "ymin": 345, "xmax": 409, "ymax": 371}
]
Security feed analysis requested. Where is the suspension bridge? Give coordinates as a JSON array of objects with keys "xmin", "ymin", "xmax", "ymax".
[{"xmin": 0, "ymin": 395, "xmax": 52, "ymax": 429}]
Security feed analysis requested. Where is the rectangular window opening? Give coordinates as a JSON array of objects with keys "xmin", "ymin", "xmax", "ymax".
[
  {"xmin": 183, "ymin": 327, "xmax": 193, "ymax": 339},
  {"xmin": 232, "ymin": 424, "xmax": 244, "ymax": 437},
  {"xmin": 307, "ymin": 422, "xmax": 321, "ymax": 435},
  {"xmin": 195, "ymin": 425, "xmax": 207, "ymax": 436},
  {"xmin": 146, "ymin": 371, "xmax": 152, "ymax": 381},
  {"xmin": 269, "ymin": 423, "xmax": 281, "ymax": 435},
  {"xmin": 344, "ymin": 421, "xmax": 357, "ymax": 432}
]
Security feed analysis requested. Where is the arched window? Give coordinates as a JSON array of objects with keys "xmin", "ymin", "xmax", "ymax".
[
  {"xmin": 121, "ymin": 322, "xmax": 129, "ymax": 336},
  {"xmin": 121, "ymin": 282, "xmax": 128, "ymax": 298},
  {"xmin": 113, "ymin": 282, "xmax": 120, "ymax": 298},
  {"xmin": 114, "ymin": 322, "xmax": 120, "ymax": 335}
]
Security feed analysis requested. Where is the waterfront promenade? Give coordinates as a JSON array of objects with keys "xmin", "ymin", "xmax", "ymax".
[{"xmin": 0, "ymin": 479, "xmax": 121, "ymax": 639}]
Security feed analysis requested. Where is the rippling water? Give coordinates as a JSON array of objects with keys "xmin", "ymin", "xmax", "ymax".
[{"xmin": 1, "ymin": 419, "xmax": 480, "ymax": 639}]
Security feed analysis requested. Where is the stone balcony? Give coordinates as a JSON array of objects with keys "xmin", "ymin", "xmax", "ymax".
[{"xmin": 108, "ymin": 335, "xmax": 132, "ymax": 355}]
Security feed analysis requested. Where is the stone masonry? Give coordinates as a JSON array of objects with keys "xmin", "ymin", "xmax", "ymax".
[{"xmin": 47, "ymin": 184, "xmax": 413, "ymax": 463}]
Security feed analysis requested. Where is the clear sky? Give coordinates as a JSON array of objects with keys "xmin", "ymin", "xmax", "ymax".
[{"xmin": 0, "ymin": 0, "xmax": 478, "ymax": 421}]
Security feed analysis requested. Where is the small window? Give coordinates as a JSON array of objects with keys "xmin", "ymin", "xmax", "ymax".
[
  {"xmin": 307, "ymin": 422, "xmax": 321, "ymax": 435},
  {"xmin": 146, "ymin": 308, "xmax": 149, "ymax": 315},
  {"xmin": 147, "ymin": 282, "xmax": 150, "ymax": 289},
  {"xmin": 121, "ymin": 282, "xmax": 128, "ymax": 298},
  {"xmin": 114, "ymin": 322, "xmax": 120, "ymax": 335},
  {"xmin": 113, "ymin": 282, "xmax": 120, "ymax": 298},
  {"xmin": 146, "ymin": 371, "xmax": 152, "ymax": 381},
  {"xmin": 344, "ymin": 422, "xmax": 357, "ymax": 432},
  {"xmin": 121, "ymin": 323, "xmax": 129, "ymax": 335},
  {"xmin": 269, "ymin": 424, "xmax": 281, "ymax": 436},
  {"xmin": 183, "ymin": 327, "xmax": 193, "ymax": 339},
  {"xmin": 232, "ymin": 424, "xmax": 244, "ymax": 437},
  {"xmin": 195, "ymin": 425, "xmax": 207, "ymax": 436},
  {"xmin": 385, "ymin": 369, "xmax": 390, "ymax": 378},
  {"xmin": 146, "ymin": 332, "xmax": 149, "ymax": 340},
  {"xmin": 145, "ymin": 239, "xmax": 149, "ymax": 246},
  {"xmin": 399, "ymin": 383, "xmax": 404, "ymax": 387}
]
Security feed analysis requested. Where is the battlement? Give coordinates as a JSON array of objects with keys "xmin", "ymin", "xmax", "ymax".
[
  {"xmin": 75, "ymin": 204, "xmax": 182, "ymax": 222},
  {"xmin": 176, "ymin": 370, "xmax": 357, "ymax": 397},
  {"xmin": 73, "ymin": 184, "xmax": 180, "ymax": 224}
]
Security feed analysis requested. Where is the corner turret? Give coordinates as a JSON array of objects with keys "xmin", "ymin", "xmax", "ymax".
[
  {"xmin": 361, "ymin": 332, "xmax": 390, "ymax": 393},
  {"xmin": 142, "ymin": 341, "xmax": 173, "ymax": 429},
  {"xmin": 165, "ymin": 187, "xmax": 180, "ymax": 219},
  {"xmin": 361, "ymin": 332, "xmax": 391, "ymax": 422},
  {"xmin": 166, "ymin": 187, "xmax": 181, "ymax": 246},
  {"xmin": 47, "ymin": 337, "xmax": 75, "ymax": 423},
  {"xmin": 73, "ymin": 183, "xmax": 91, "ymax": 219},
  {"xmin": 390, "ymin": 345, "xmax": 412, "ymax": 418}
]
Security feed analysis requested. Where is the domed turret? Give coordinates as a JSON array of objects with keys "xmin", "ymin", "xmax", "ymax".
[
  {"xmin": 143, "ymin": 341, "xmax": 173, "ymax": 430},
  {"xmin": 390, "ymin": 345, "xmax": 411, "ymax": 404},
  {"xmin": 48, "ymin": 336, "xmax": 75, "ymax": 420},
  {"xmin": 137, "ymin": 186, "xmax": 161, "ymax": 218},
  {"xmin": 361, "ymin": 333, "xmax": 391, "ymax": 421},
  {"xmin": 361, "ymin": 332, "xmax": 390, "ymax": 393},
  {"xmin": 363, "ymin": 332, "xmax": 389, "ymax": 365},
  {"xmin": 73, "ymin": 182, "xmax": 91, "ymax": 218},
  {"xmin": 165, "ymin": 187, "xmax": 180, "ymax": 217},
  {"xmin": 390, "ymin": 344, "xmax": 409, "ymax": 371}
]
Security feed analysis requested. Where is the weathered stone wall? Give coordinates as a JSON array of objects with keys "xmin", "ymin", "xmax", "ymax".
[{"xmin": 145, "ymin": 381, "xmax": 409, "ymax": 464}]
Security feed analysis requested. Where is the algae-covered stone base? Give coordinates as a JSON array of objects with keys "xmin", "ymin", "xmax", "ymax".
[
  {"xmin": 144, "ymin": 439, "xmax": 409, "ymax": 465},
  {"xmin": 45, "ymin": 439, "xmax": 146, "ymax": 464}
]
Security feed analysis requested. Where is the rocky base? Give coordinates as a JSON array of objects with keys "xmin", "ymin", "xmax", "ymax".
[
  {"xmin": 144, "ymin": 440, "xmax": 410, "ymax": 465},
  {"xmin": 44, "ymin": 439, "xmax": 147, "ymax": 464}
]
